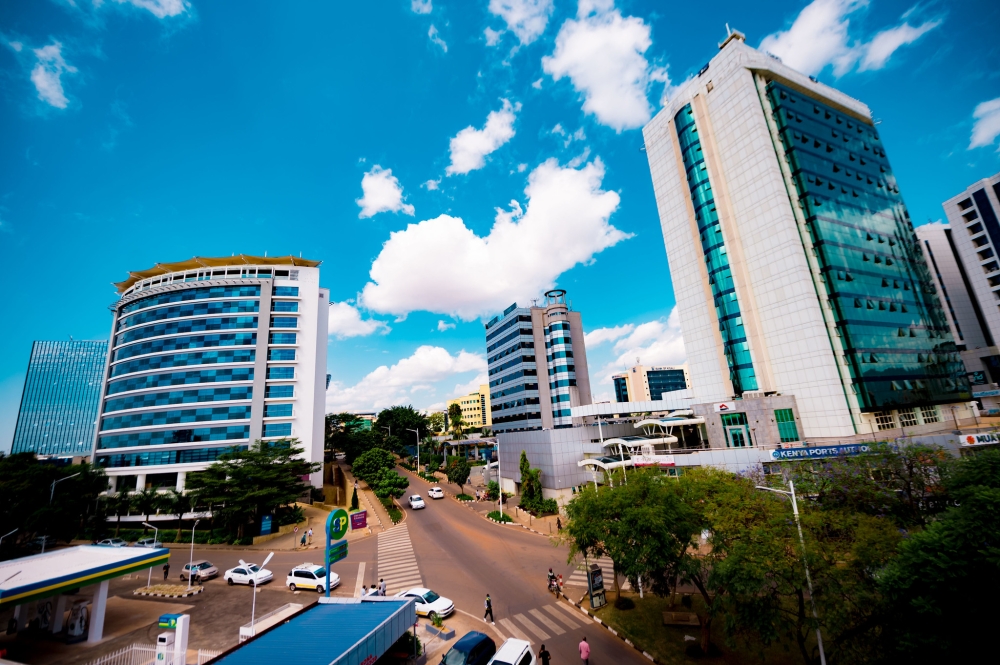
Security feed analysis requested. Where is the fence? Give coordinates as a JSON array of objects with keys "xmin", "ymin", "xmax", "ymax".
[{"xmin": 86, "ymin": 644, "xmax": 221, "ymax": 665}]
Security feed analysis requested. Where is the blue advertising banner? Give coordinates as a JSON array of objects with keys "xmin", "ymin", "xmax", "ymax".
[
  {"xmin": 260, "ymin": 514, "xmax": 273, "ymax": 536},
  {"xmin": 770, "ymin": 444, "xmax": 872, "ymax": 460}
]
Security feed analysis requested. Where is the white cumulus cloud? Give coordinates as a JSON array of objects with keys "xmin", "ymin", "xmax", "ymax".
[
  {"xmin": 445, "ymin": 99, "xmax": 520, "ymax": 176},
  {"xmin": 487, "ymin": 0, "xmax": 554, "ymax": 46},
  {"xmin": 591, "ymin": 310, "xmax": 686, "ymax": 386},
  {"xmin": 115, "ymin": 0, "xmax": 190, "ymax": 19},
  {"xmin": 542, "ymin": 1, "xmax": 666, "ymax": 132},
  {"xmin": 361, "ymin": 157, "xmax": 628, "ymax": 320},
  {"xmin": 328, "ymin": 302, "xmax": 390, "ymax": 339},
  {"xmin": 356, "ymin": 165, "xmax": 415, "ymax": 219},
  {"xmin": 584, "ymin": 323, "xmax": 634, "ymax": 348},
  {"xmin": 326, "ymin": 346, "xmax": 486, "ymax": 412},
  {"xmin": 485, "ymin": 27, "xmax": 503, "ymax": 46},
  {"xmin": 411, "ymin": 0, "xmax": 433, "ymax": 14},
  {"xmin": 428, "ymin": 25, "xmax": 448, "ymax": 52},
  {"xmin": 759, "ymin": 0, "xmax": 942, "ymax": 77},
  {"xmin": 437, "ymin": 320, "xmax": 456, "ymax": 332},
  {"xmin": 30, "ymin": 42, "xmax": 77, "ymax": 109},
  {"xmin": 453, "ymin": 372, "xmax": 489, "ymax": 396},
  {"xmin": 968, "ymin": 98, "xmax": 1000, "ymax": 151}
]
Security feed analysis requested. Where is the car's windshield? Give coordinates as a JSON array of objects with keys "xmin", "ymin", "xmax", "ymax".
[
  {"xmin": 314, "ymin": 568, "xmax": 326, "ymax": 578},
  {"xmin": 443, "ymin": 648, "xmax": 469, "ymax": 665},
  {"xmin": 423, "ymin": 591, "xmax": 440, "ymax": 602},
  {"xmin": 199, "ymin": 563, "xmax": 213, "ymax": 570},
  {"xmin": 248, "ymin": 565, "xmax": 260, "ymax": 572}
]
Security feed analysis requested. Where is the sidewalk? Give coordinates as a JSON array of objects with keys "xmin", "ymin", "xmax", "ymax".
[{"xmin": 338, "ymin": 462, "xmax": 393, "ymax": 533}]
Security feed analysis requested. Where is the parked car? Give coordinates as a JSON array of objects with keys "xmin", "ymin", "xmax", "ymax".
[
  {"xmin": 180, "ymin": 560, "xmax": 218, "ymax": 582},
  {"xmin": 286, "ymin": 563, "xmax": 340, "ymax": 593},
  {"xmin": 487, "ymin": 639, "xmax": 535, "ymax": 665},
  {"xmin": 408, "ymin": 495, "xmax": 426, "ymax": 509},
  {"xmin": 134, "ymin": 537, "xmax": 162, "ymax": 548},
  {"xmin": 443, "ymin": 632, "xmax": 497, "ymax": 665},
  {"xmin": 225, "ymin": 563, "xmax": 274, "ymax": 586},
  {"xmin": 394, "ymin": 587, "xmax": 454, "ymax": 619},
  {"xmin": 427, "ymin": 487, "xmax": 444, "ymax": 499},
  {"xmin": 95, "ymin": 538, "xmax": 127, "ymax": 548}
]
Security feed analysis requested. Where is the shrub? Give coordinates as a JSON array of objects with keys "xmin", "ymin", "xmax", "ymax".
[
  {"xmin": 487, "ymin": 510, "xmax": 512, "ymax": 523},
  {"xmin": 277, "ymin": 505, "xmax": 304, "ymax": 526},
  {"xmin": 456, "ymin": 493, "xmax": 474, "ymax": 501}
]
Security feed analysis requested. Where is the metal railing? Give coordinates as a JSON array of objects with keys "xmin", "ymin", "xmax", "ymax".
[{"xmin": 86, "ymin": 644, "xmax": 221, "ymax": 665}]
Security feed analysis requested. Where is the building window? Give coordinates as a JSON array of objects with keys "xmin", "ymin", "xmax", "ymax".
[
  {"xmin": 266, "ymin": 367, "xmax": 295, "ymax": 380},
  {"xmin": 269, "ymin": 333, "xmax": 297, "ymax": 345},
  {"xmin": 919, "ymin": 405, "xmax": 940, "ymax": 423},
  {"xmin": 264, "ymin": 385, "xmax": 294, "ymax": 398},
  {"xmin": 274, "ymin": 286, "xmax": 299, "ymax": 296},
  {"xmin": 271, "ymin": 301, "xmax": 299, "ymax": 312},
  {"xmin": 874, "ymin": 411, "xmax": 896, "ymax": 430},
  {"xmin": 898, "ymin": 407, "xmax": 918, "ymax": 427},
  {"xmin": 263, "ymin": 423, "xmax": 292, "ymax": 438},
  {"xmin": 774, "ymin": 409, "xmax": 799, "ymax": 442},
  {"xmin": 267, "ymin": 348, "xmax": 296, "ymax": 361},
  {"xmin": 264, "ymin": 403, "xmax": 293, "ymax": 418},
  {"xmin": 270, "ymin": 317, "xmax": 298, "ymax": 328}
]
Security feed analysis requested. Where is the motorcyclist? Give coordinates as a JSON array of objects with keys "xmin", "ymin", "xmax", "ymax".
[{"xmin": 547, "ymin": 568, "xmax": 557, "ymax": 591}]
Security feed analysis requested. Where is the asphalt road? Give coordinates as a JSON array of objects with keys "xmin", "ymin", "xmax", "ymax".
[{"xmin": 399, "ymin": 483, "xmax": 648, "ymax": 665}]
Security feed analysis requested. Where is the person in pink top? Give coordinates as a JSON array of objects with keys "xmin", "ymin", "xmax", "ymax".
[{"xmin": 579, "ymin": 637, "xmax": 590, "ymax": 665}]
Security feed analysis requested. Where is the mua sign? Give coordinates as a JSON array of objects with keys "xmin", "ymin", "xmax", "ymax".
[
  {"xmin": 965, "ymin": 432, "xmax": 1000, "ymax": 446},
  {"xmin": 771, "ymin": 444, "xmax": 871, "ymax": 460}
]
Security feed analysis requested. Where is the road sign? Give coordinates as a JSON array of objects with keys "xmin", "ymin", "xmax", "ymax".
[
  {"xmin": 587, "ymin": 564, "xmax": 606, "ymax": 609},
  {"xmin": 351, "ymin": 510, "xmax": 367, "ymax": 530},
  {"xmin": 327, "ymin": 540, "xmax": 348, "ymax": 565},
  {"xmin": 327, "ymin": 508, "xmax": 349, "ymax": 541}
]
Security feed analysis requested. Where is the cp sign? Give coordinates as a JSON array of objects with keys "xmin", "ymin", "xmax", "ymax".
[{"xmin": 327, "ymin": 508, "xmax": 349, "ymax": 541}]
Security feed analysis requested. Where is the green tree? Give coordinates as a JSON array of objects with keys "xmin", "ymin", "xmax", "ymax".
[
  {"xmin": 0, "ymin": 453, "xmax": 107, "ymax": 556},
  {"xmin": 371, "ymin": 468, "xmax": 410, "ymax": 499},
  {"xmin": 447, "ymin": 459, "xmax": 471, "ymax": 494},
  {"xmin": 518, "ymin": 451, "xmax": 545, "ymax": 512},
  {"xmin": 878, "ymin": 448, "xmax": 1000, "ymax": 662},
  {"xmin": 427, "ymin": 412, "xmax": 445, "ymax": 434},
  {"xmin": 326, "ymin": 412, "xmax": 366, "ymax": 457},
  {"xmin": 132, "ymin": 488, "xmax": 166, "ymax": 534},
  {"xmin": 163, "ymin": 490, "xmax": 195, "ymax": 543},
  {"xmin": 447, "ymin": 403, "xmax": 465, "ymax": 439},
  {"xmin": 376, "ymin": 405, "xmax": 430, "ymax": 446},
  {"xmin": 106, "ymin": 491, "xmax": 134, "ymax": 538},
  {"xmin": 352, "ymin": 448, "xmax": 397, "ymax": 485},
  {"xmin": 350, "ymin": 486, "xmax": 359, "ymax": 511},
  {"xmin": 186, "ymin": 439, "xmax": 319, "ymax": 540}
]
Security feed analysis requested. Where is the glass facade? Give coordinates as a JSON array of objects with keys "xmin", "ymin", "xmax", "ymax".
[
  {"xmin": 646, "ymin": 369, "xmax": 686, "ymax": 400},
  {"xmin": 545, "ymin": 319, "xmax": 576, "ymax": 427},
  {"xmin": 674, "ymin": 104, "xmax": 758, "ymax": 395},
  {"xmin": 613, "ymin": 376, "xmax": 629, "ymax": 402},
  {"xmin": 774, "ymin": 408, "xmax": 799, "ymax": 443},
  {"xmin": 765, "ymin": 81, "xmax": 970, "ymax": 410},
  {"xmin": 486, "ymin": 305, "xmax": 541, "ymax": 432},
  {"xmin": 12, "ymin": 340, "xmax": 108, "ymax": 456}
]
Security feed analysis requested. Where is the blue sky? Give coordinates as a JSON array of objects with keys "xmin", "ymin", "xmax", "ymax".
[{"xmin": 1, "ymin": 0, "xmax": 999, "ymax": 449}]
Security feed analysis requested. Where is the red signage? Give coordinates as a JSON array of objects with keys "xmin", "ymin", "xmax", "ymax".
[{"xmin": 351, "ymin": 511, "xmax": 367, "ymax": 530}]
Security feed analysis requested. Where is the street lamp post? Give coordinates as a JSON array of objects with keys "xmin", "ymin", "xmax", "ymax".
[
  {"xmin": 755, "ymin": 481, "xmax": 826, "ymax": 665},
  {"xmin": 50, "ymin": 472, "xmax": 81, "ymax": 503},
  {"xmin": 407, "ymin": 428, "xmax": 420, "ymax": 472},
  {"xmin": 241, "ymin": 552, "xmax": 274, "ymax": 636},
  {"xmin": 142, "ymin": 522, "xmax": 159, "ymax": 589},
  {"xmin": 188, "ymin": 519, "xmax": 200, "ymax": 591},
  {"xmin": 0, "ymin": 528, "xmax": 17, "ymax": 552},
  {"xmin": 494, "ymin": 440, "xmax": 504, "ymax": 519}
]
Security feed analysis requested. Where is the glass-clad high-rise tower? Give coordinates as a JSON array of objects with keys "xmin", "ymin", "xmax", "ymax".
[
  {"xmin": 643, "ymin": 32, "xmax": 971, "ymax": 439},
  {"xmin": 92, "ymin": 255, "xmax": 328, "ymax": 492},
  {"xmin": 11, "ymin": 340, "xmax": 108, "ymax": 456}
]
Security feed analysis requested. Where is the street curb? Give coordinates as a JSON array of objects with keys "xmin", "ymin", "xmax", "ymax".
[
  {"xmin": 556, "ymin": 592, "xmax": 664, "ymax": 665},
  {"xmin": 133, "ymin": 586, "xmax": 204, "ymax": 599}
]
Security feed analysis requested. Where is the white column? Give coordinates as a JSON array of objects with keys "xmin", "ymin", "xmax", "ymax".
[
  {"xmin": 173, "ymin": 614, "xmax": 190, "ymax": 664},
  {"xmin": 135, "ymin": 474, "xmax": 147, "ymax": 491},
  {"xmin": 176, "ymin": 472, "xmax": 187, "ymax": 493},
  {"xmin": 87, "ymin": 580, "xmax": 110, "ymax": 643},
  {"xmin": 52, "ymin": 595, "xmax": 68, "ymax": 633},
  {"xmin": 107, "ymin": 476, "xmax": 118, "ymax": 493}
]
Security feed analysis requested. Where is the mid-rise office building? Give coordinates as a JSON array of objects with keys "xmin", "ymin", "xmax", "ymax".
[
  {"xmin": 92, "ymin": 256, "xmax": 328, "ymax": 492},
  {"xmin": 642, "ymin": 32, "xmax": 971, "ymax": 440},
  {"xmin": 612, "ymin": 364, "xmax": 689, "ymax": 402},
  {"xmin": 11, "ymin": 340, "xmax": 108, "ymax": 457},
  {"xmin": 485, "ymin": 289, "xmax": 593, "ymax": 433},
  {"xmin": 446, "ymin": 384, "xmax": 492, "ymax": 430}
]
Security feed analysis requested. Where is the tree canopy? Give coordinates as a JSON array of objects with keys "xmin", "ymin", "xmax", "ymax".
[{"xmin": 376, "ymin": 405, "xmax": 430, "ymax": 443}]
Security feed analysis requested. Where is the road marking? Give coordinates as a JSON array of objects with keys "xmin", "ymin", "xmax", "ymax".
[
  {"xmin": 529, "ymin": 608, "xmax": 565, "ymax": 635},
  {"xmin": 544, "ymin": 604, "xmax": 581, "ymax": 629},
  {"xmin": 378, "ymin": 524, "xmax": 423, "ymax": 594},
  {"xmin": 499, "ymin": 618, "xmax": 533, "ymax": 644},
  {"xmin": 354, "ymin": 562, "xmax": 366, "ymax": 597},
  {"xmin": 551, "ymin": 601, "xmax": 589, "ymax": 623},
  {"xmin": 514, "ymin": 613, "xmax": 550, "ymax": 641}
]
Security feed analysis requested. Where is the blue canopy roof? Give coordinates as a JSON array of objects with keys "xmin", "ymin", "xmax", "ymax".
[{"xmin": 211, "ymin": 598, "xmax": 416, "ymax": 665}]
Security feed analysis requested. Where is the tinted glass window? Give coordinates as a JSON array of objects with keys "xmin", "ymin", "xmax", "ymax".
[{"xmin": 518, "ymin": 653, "xmax": 532, "ymax": 665}]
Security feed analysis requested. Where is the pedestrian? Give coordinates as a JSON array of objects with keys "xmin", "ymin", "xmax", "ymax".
[
  {"xmin": 379, "ymin": 578, "xmax": 387, "ymax": 596},
  {"xmin": 539, "ymin": 645, "xmax": 551, "ymax": 665},
  {"xmin": 307, "ymin": 527, "xmax": 314, "ymax": 545},
  {"xmin": 300, "ymin": 532, "xmax": 307, "ymax": 548},
  {"xmin": 371, "ymin": 584, "xmax": 379, "ymax": 596},
  {"xmin": 483, "ymin": 593, "xmax": 494, "ymax": 625},
  {"xmin": 163, "ymin": 563, "xmax": 169, "ymax": 580},
  {"xmin": 556, "ymin": 517, "xmax": 562, "ymax": 531},
  {"xmin": 579, "ymin": 637, "xmax": 589, "ymax": 665}
]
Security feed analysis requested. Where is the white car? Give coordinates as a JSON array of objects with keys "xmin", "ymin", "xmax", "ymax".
[
  {"xmin": 395, "ymin": 587, "xmax": 454, "ymax": 619},
  {"xmin": 487, "ymin": 639, "xmax": 536, "ymax": 665},
  {"xmin": 408, "ymin": 495, "xmax": 426, "ymax": 509},
  {"xmin": 427, "ymin": 487, "xmax": 444, "ymax": 499},
  {"xmin": 95, "ymin": 538, "xmax": 127, "ymax": 548},
  {"xmin": 286, "ymin": 563, "xmax": 340, "ymax": 594},
  {"xmin": 225, "ymin": 563, "xmax": 274, "ymax": 586},
  {"xmin": 134, "ymin": 537, "xmax": 162, "ymax": 548}
]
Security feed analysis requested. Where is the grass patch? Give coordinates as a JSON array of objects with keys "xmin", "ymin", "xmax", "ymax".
[
  {"xmin": 418, "ymin": 472, "xmax": 438, "ymax": 483},
  {"xmin": 486, "ymin": 510, "xmax": 512, "ymax": 523},
  {"xmin": 591, "ymin": 591, "xmax": 802, "ymax": 665},
  {"xmin": 456, "ymin": 493, "xmax": 474, "ymax": 501}
]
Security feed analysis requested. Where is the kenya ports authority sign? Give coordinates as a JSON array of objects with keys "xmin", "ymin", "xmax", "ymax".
[{"xmin": 770, "ymin": 444, "xmax": 872, "ymax": 460}]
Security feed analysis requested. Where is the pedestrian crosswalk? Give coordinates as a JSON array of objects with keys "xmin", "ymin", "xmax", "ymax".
[
  {"xmin": 564, "ymin": 557, "xmax": 630, "ymax": 590},
  {"xmin": 496, "ymin": 603, "xmax": 587, "ymax": 645},
  {"xmin": 377, "ymin": 524, "xmax": 423, "ymax": 595}
]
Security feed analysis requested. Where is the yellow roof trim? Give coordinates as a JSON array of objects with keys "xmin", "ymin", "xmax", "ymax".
[{"xmin": 114, "ymin": 254, "xmax": 321, "ymax": 294}]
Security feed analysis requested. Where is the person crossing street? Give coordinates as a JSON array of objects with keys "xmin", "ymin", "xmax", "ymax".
[{"xmin": 483, "ymin": 593, "xmax": 494, "ymax": 625}]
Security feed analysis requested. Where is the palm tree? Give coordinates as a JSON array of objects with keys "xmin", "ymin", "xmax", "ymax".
[
  {"xmin": 164, "ymin": 490, "xmax": 192, "ymax": 543},
  {"xmin": 108, "ymin": 491, "xmax": 133, "ymax": 537},
  {"xmin": 132, "ymin": 488, "xmax": 164, "ymax": 534}
]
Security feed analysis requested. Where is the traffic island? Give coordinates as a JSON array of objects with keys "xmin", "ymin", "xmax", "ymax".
[{"xmin": 133, "ymin": 584, "xmax": 204, "ymax": 598}]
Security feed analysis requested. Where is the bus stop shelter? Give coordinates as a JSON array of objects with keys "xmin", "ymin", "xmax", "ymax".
[
  {"xmin": 208, "ymin": 597, "xmax": 416, "ymax": 665},
  {"xmin": 0, "ymin": 545, "xmax": 169, "ymax": 643}
]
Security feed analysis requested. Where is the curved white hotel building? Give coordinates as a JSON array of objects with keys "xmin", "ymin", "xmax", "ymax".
[{"xmin": 91, "ymin": 255, "xmax": 328, "ymax": 492}]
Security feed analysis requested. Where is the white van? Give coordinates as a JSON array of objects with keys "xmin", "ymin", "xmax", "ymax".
[{"xmin": 486, "ymin": 639, "xmax": 535, "ymax": 665}]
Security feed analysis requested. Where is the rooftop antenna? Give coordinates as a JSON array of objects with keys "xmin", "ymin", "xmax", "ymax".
[{"xmin": 726, "ymin": 23, "xmax": 731, "ymax": 35}]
